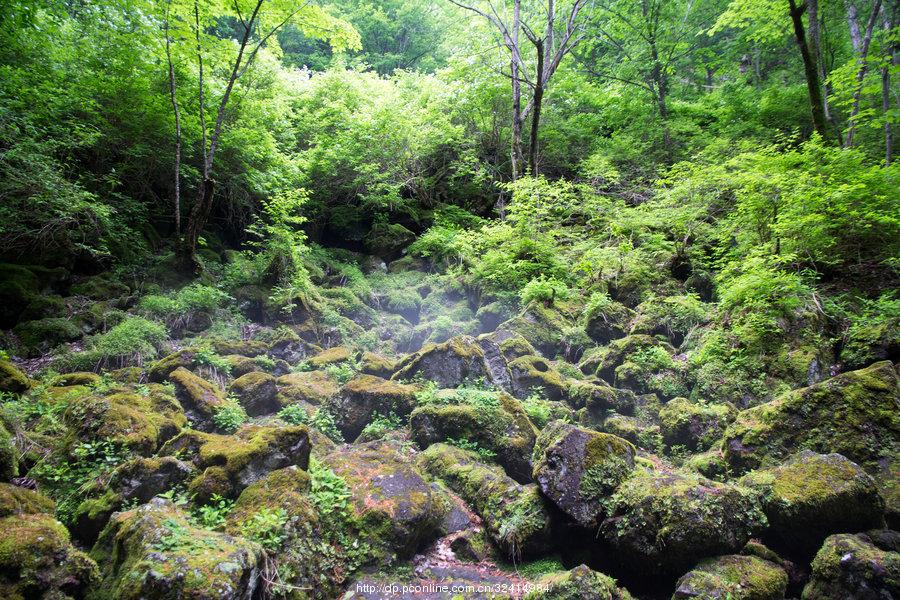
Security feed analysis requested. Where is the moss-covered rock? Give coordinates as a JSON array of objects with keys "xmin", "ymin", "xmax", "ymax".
[
  {"xmin": 224, "ymin": 465, "xmax": 312, "ymax": 532},
  {"xmin": 0, "ymin": 279, "xmax": 36, "ymax": 329},
  {"xmin": 568, "ymin": 379, "xmax": 636, "ymax": 415},
  {"xmin": 0, "ymin": 513, "xmax": 99, "ymax": 600},
  {"xmin": 722, "ymin": 361, "xmax": 900, "ymax": 475},
  {"xmin": 358, "ymin": 351, "xmax": 396, "ymax": 378},
  {"xmin": 584, "ymin": 299, "xmax": 634, "ymax": 345},
  {"xmin": 327, "ymin": 374, "xmax": 418, "ymax": 441},
  {"xmin": 532, "ymin": 421, "xmax": 636, "ymax": 528},
  {"xmin": 210, "ymin": 338, "xmax": 268, "ymax": 358},
  {"xmin": 673, "ymin": 554, "xmax": 788, "ymax": 600},
  {"xmin": 89, "ymin": 498, "xmax": 264, "ymax": 600},
  {"xmin": 600, "ymin": 471, "xmax": 766, "ymax": 576},
  {"xmin": 418, "ymin": 443, "xmax": 555, "ymax": 560},
  {"xmin": 659, "ymin": 398, "xmax": 736, "ymax": 451},
  {"xmin": 739, "ymin": 451, "xmax": 885, "ymax": 555},
  {"xmin": 64, "ymin": 389, "xmax": 186, "ymax": 456},
  {"xmin": 307, "ymin": 345, "xmax": 352, "ymax": 368},
  {"xmin": 683, "ymin": 450, "xmax": 730, "ymax": 481},
  {"xmin": 802, "ymin": 531, "xmax": 899, "ymax": 600},
  {"xmin": 228, "ymin": 372, "xmax": 278, "ymax": 416},
  {"xmin": 499, "ymin": 303, "xmax": 571, "ymax": 359},
  {"xmin": 392, "ymin": 335, "xmax": 488, "ymax": 388},
  {"xmin": 160, "ymin": 425, "xmax": 310, "ymax": 501},
  {"xmin": 13, "ymin": 317, "xmax": 82, "ymax": 357},
  {"xmin": 323, "ymin": 441, "xmax": 448, "ymax": 560},
  {"xmin": 275, "ymin": 370, "xmax": 340, "ymax": 407},
  {"xmin": 21, "ymin": 293, "xmax": 67, "ymax": 321},
  {"xmin": 147, "ymin": 349, "xmax": 197, "ymax": 382},
  {"xmin": 526, "ymin": 564, "xmax": 634, "ymax": 599},
  {"xmin": 0, "ymin": 483, "xmax": 55, "ymax": 517},
  {"xmin": 508, "ymin": 355, "xmax": 568, "ymax": 401},
  {"xmin": 593, "ymin": 335, "xmax": 669, "ymax": 383},
  {"xmin": 410, "ymin": 389, "xmax": 538, "ymax": 482},
  {"xmin": 167, "ymin": 367, "xmax": 225, "ymax": 431},
  {"xmin": 49, "ymin": 371, "xmax": 101, "ymax": 387},
  {"xmin": 221, "ymin": 354, "xmax": 260, "ymax": 377},
  {"xmin": 0, "ymin": 360, "xmax": 30, "ymax": 393},
  {"xmin": 0, "ymin": 423, "xmax": 17, "ymax": 480},
  {"xmin": 70, "ymin": 274, "xmax": 129, "ymax": 299}
]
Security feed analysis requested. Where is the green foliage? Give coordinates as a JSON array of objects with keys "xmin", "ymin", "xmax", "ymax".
[
  {"xmin": 359, "ymin": 411, "xmax": 403, "ymax": 439},
  {"xmin": 212, "ymin": 402, "xmax": 247, "ymax": 434},
  {"xmin": 520, "ymin": 275, "xmax": 569, "ymax": 306},
  {"xmin": 57, "ymin": 317, "xmax": 167, "ymax": 371},
  {"xmin": 191, "ymin": 494, "xmax": 235, "ymax": 530},
  {"xmin": 446, "ymin": 437, "xmax": 497, "ymax": 461},
  {"xmin": 277, "ymin": 405, "xmax": 344, "ymax": 443},
  {"xmin": 277, "ymin": 403, "xmax": 309, "ymax": 425},
  {"xmin": 520, "ymin": 393, "xmax": 554, "ymax": 429},
  {"xmin": 240, "ymin": 507, "xmax": 289, "ymax": 552}
]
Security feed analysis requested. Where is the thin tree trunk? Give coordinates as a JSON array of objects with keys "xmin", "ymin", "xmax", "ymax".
[
  {"xmin": 808, "ymin": 0, "xmax": 833, "ymax": 123},
  {"xmin": 528, "ymin": 37, "xmax": 544, "ymax": 175},
  {"xmin": 164, "ymin": 2, "xmax": 182, "ymax": 234},
  {"xmin": 881, "ymin": 4, "xmax": 896, "ymax": 164},
  {"xmin": 510, "ymin": 0, "xmax": 523, "ymax": 181},
  {"xmin": 788, "ymin": 0, "xmax": 829, "ymax": 139},
  {"xmin": 844, "ymin": 0, "xmax": 881, "ymax": 148}
]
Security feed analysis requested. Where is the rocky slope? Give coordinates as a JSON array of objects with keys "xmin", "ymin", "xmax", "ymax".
[{"xmin": 0, "ymin": 255, "xmax": 897, "ymax": 600}]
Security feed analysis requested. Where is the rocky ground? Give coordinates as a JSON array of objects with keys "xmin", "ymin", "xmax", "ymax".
[{"xmin": 0, "ymin": 255, "xmax": 897, "ymax": 600}]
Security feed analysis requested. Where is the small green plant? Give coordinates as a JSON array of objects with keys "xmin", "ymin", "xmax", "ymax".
[
  {"xmin": 212, "ymin": 401, "xmax": 247, "ymax": 433},
  {"xmin": 520, "ymin": 274, "xmax": 569, "ymax": 306},
  {"xmin": 310, "ymin": 408, "xmax": 344, "ymax": 443},
  {"xmin": 191, "ymin": 494, "xmax": 234, "ymax": 530},
  {"xmin": 324, "ymin": 362, "xmax": 356, "ymax": 384},
  {"xmin": 446, "ymin": 437, "xmax": 497, "ymax": 461},
  {"xmin": 521, "ymin": 392, "xmax": 553, "ymax": 429},
  {"xmin": 360, "ymin": 412, "xmax": 403, "ymax": 439},
  {"xmin": 253, "ymin": 354, "xmax": 276, "ymax": 371},
  {"xmin": 277, "ymin": 403, "xmax": 309, "ymax": 425},
  {"xmin": 241, "ymin": 507, "xmax": 289, "ymax": 551}
]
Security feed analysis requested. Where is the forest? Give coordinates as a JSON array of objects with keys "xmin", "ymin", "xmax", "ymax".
[{"xmin": 0, "ymin": 0, "xmax": 897, "ymax": 598}]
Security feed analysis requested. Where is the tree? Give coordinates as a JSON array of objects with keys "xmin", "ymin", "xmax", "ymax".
[
  {"xmin": 168, "ymin": 0, "xmax": 360, "ymax": 273},
  {"xmin": 449, "ymin": 0, "xmax": 590, "ymax": 178},
  {"xmin": 843, "ymin": 0, "xmax": 882, "ymax": 148}
]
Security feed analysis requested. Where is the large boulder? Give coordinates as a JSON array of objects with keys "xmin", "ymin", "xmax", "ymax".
[
  {"xmin": 159, "ymin": 425, "xmax": 310, "ymax": 501},
  {"xmin": 600, "ymin": 471, "xmax": 766, "ymax": 576},
  {"xmin": 392, "ymin": 336, "xmax": 488, "ymax": 388},
  {"xmin": 673, "ymin": 554, "xmax": 788, "ymax": 600},
  {"xmin": 592, "ymin": 335, "xmax": 671, "ymax": 383},
  {"xmin": 275, "ymin": 370, "xmax": 340, "ymax": 407},
  {"xmin": 0, "ymin": 483, "xmax": 55, "ymax": 517},
  {"xmin": 740, "ymin": 451, "xmax": 885, "ymax": 555},
  {"xmin": 584, "ymin": 298, "xmax": 634, "ymax": 345},
  {"xmin": 507, "ymin": 354, "xmax": 568, "ymax": 400},
  {"xmin": 0, "ymin": 513, "xmax": 99, "ymax": 600},
  {"xmin": 659, "ymin": 398, "xmax": 737, "ymax": 451},
  {"xmin": 147, "ymin": 349, "xmax": 197, "ymax": 382},
  {"xmin": 418, "ymin": 443, "xmax": 556, "ymax": 560},
  {"xmin": 167, "ymin": 367, "xmax": 225, "ymax": 431},
  {"xmin": 326, "ymin": 374, "xmax": 419, "ymax": 441},
  {"xmin": 526, "ymin": 565, "xmax": 634, "ymax": 599},
  {"xmin": 410, "ymin": 389, "xmax": 538, "ymax": 482},
  {"xmin": 722, "ymin": 361, "xmax": 900, "ymax": 475},
  {"xmin": 802, "ymin": 531, "xmax": 899, "ymax": 600},
  {"xmin": 532, "ymin": 421, "xmax": 636, "ymax": 528},
  {"xmin": 499, "ymin": 303, "xmax": 571, "ymax": 358},
  {"xmin": 0, "ymin": 360, "xmax": 30, "ymax": 394},
  {"xmin": 0, "ymin": 423, "xmax": 17, "ymax": 480},
  {"xmin": 228, "ymin": 372, "xmax": 278, "ymax": 416},
  {"xmin": 90, "ymin": 498, "xmax": 264, "ymax": 600},
  {"xmin": 322, "ymin": 441, "xmax": 448, "ymax": 560}
]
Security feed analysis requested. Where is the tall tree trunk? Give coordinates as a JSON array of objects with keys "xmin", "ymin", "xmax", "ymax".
[
  {"xmin": 881, "ymin": 4, "xmax": 896, "ymax": 164},
  {"xmin": 164, "ymin": 2, "xmax": 181, "ymax": 234},
  {"xmin": 844, "ymin": 0, "xmax": 882, "ymax": 148},
  {"xmin": 510, "ymin": 0, "xmax": 523, "ymax": 180},
  {"xmin": 788, "ymin": 0, "xmax": 829, "ymax": 139},
  {"xmin": 808, "ymin": 0, "xmax": 834, "ymax": 125},
  {"xmin": 528, "ymin": 37, "xmax": 544, "ymax": 176}
]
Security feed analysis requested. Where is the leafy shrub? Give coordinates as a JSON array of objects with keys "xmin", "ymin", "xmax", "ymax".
[
  {"xmin": 277, "ymin": 403, "xmax": 309, "ymax": 425},
  {"xmin": 191, "ymin": 494, "xmax": 234, "ymax": 530},
  {"xmin": 57, "ymin": 317, "xmax": 166, "ymax": 371},
  {"xmin": 360, "ymin": 412, "xmax": 403, "ymax": 439},
  {"xmin": 520, "ymin": 393, "xmax": 553, "ymax": 429},
  {"xmin": 212, "ymin": 402, "xmax": 247, "ymax": 434},
  {"xmin": 446, "ymin": 437, "xmax": 497, "ymax": 460},
  {"xmin": 241, "ymin": 507, "xmax": 289, "ymax": 551},
  {"xmin": 520, "ymin": 275, "xmax": 569, "ymax": 306}
]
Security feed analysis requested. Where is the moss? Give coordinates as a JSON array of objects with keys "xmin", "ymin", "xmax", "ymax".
[
  {"xmin": 167, "ymin": 366, "xmax": 225, "ymax": 430},
  {"xmin": 327, "ymin": 374, "xmax": 419, "ymax": 441},
  {"xmin": 659, "ymin": 397, "xmax": 736, "ymax": 451},
  {"xmin": 601, "ymin": 471, "xmax": 767, "ymax": 576},
  {"xmin": 673, "ymin": 554, "xmax": 788, "ymax": 600},
  {"xmin": 802, "ymin": 532, "xmax": 900, "ymax": 600},
  {"xmin": 147, "ymin": 349, "xmax": 197, "ymax": 382},
  {"xmin": 0, "ymin": 360, "xmax": 30, "ymax": 394},
  {"xmin": 89, "ymin": 499, "xmax": 263, "ymax": 600},
  {"xmin": 392, "ymin": 335, "xmax": 488, "ymax": 388},
  {"xmin": 210, "ymin": 338, "xmax": 268, "ymax": 357},
  {"xmin": 307, "ymin": 345, "xmax": 352, "ymax": 368},
  {"xmin": 276, "ymin": 370, "xmax": 341, "ymax": 406},
  {"xmin": 0, "ymin": 422, "xmax": 16, "ymax": 480},
  {"xmin": 359, "ymin": 351, "xmax": 396, "ymax": 378},
  {"xmin": 225, "ymin": 465, "xmax": 313, "ymax": 533},
  {"xmin": 228, "ymin": 371, "xmax": 278, "ymax": 417},
  {"xmin": 508, "ymin": 355, "xmax": 568, "ymax": 401},
  {"xmin": 0, "ymin": 513, "xmax": 99, "ymax": 599},
  {"xmin": 722, "ymin": 361, "xmax": 900, "ymax": 476},
  {"xmin": 70, "ymin": 275, "xmax": 129, "ymax": 299},
  {"xmin": 739, "ymin": 450, "xmax": 885, "ymax": 555},
  {"xmin": 684, "ymin": 449, "xmax": 729, "ymax": 481},
  {"xmin": 0, "ymin": 483, "xmax": 55, "ymax": 517},
  {"xmin": 526, "ymin": 564, "xmax": 634, "ymax": 600},
  {"xmin": 13, "ymin": 317, "xmax": 82, "ymax": 357},
  {"xmin": 417, "ymin": 443, "xmax": 554, "ymax": 560}
]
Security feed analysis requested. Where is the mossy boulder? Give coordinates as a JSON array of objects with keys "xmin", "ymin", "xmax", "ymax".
[
  {"xmin": 326, "ymin": 374, "xmax": 419, "ymax": 441},
  {"xmin": 802, "ymin": 531, "xmax": 899, "ymax": 600},
  {"xmin": 64, "ymin": 389, "xmax": 186, "ymax": 456},
  {"xmin": 673, "ymin": 554, "xmax": 788, "ymax": 600},
  {"xmin": 358, "ymin": 351, "xmax": 396, "ymax": 378},
  {"xmin": 584, "ymin": 299, "xmax": 634, "ymax": 345},
  {"xmin": 722, "ymin": 361, "xmax": 900, "ymax": 476},
  {"xmin": 0, "ymin": 483, "xmax": 55, "ymax": 517},
  {"xmin": 210, "ymin": 339, "xmax": 268, "ymax": 358},
  {"xmin": 0, "ymin": 513, "xmax": 99, "ymax": 600},
  {"xmin": 0, "ymin": 360, "xmax": 30, "ymax": 393},
  {"xmin": 49, "ymin": 371, "xmax": 101, "ymax": 387},
  {"xmin": 499, "ymin": 303, "xmax": 571, "ymax": 358},
  {"xmin": 532, "ymin": 421, "xmax": 636, "ymax": 528},
  {"xmin": 89, "ymin": 498, "xmax": 264, "ymax": 600},
  {"xmin": 13, "ymin": 317, "xmax": 82, "ymax": 357},
  {"xmin": 392, "ymin": 335, "xmax": 488, "ymax": 388},
  {"xmin": 70, "ymin": 274, "xmax": 129, "ymax": 299},
  {"xmin": 508, "ymin": 355, "xmax": 568, "ymax": 400},
  {"xmin": 147, "ymin": 349, "xmax": 197, "ymax": 382},
  {"xmin": 0, "ymin": 279, "xmax": 36, "ymax": 329},
  {"xmin": 224, "ymin": 465, "xmax": 313, "ymax": 532},
  {"xmin": 275, "ymin": 370, "xmax": 340, "ymax": 407},
  {"xmin": 323, "ymin": 441, "xmax": 448, "ymax": 560},
  {"xmin": 228, "ymin": 372, "xmax": 278, "ymax": 416},
  {"xmin": 600, "ymin": 471, "xmax": 766, "ymax": 576},
  {"xmin": 739, "ymin": 451, "xmax": 885, "ymax": 555},
  {"xmin": 684, "ymin": 450, "xmax": 730, "ymax": 481},
  {"xmin": 111, "ymin": 456, "xmax": 196, "ymax": 505},
  {"xmin": 410, "ymin": 389, "xmax": 538, "ymax": 482},
  {"xmin": 418, "ymin": 443, "xmax": 556, "ymax": 560},
  {"xmin": 0, "ymin": 423, "xmax": 17, "ymax": 480},
  {"xmin": 592, "ymin": 335, "xmax": 672, "ymax": 383},
  {"xmin": 21, "ymin": 293, "xmax": 67, "ymax": 321},
  {"xmin": 472, "ymin": 329, "xmax": 535, "ymax": 391},
  {"xmin": 307, "ymin": 345, "xmax": 352, "ymax": 368},
  {"xmin": 568, "ymin": 379, "xmax": 637, "ymax": 415},
  {"xmin": 160, "ymin": 425, "xmax": 310, "ymax": 501},
  {"xmin": 525, "ymin": 564, "xmax": 634, "ymax": 599},
  {"xmin": 167, "ymin": 367, "xmax": 225, "ymax": 431},
  {"xmin": 660, "ymin": 398, "xmax": 737, "ymax": 451}
]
